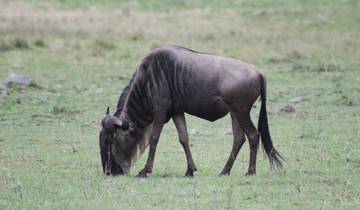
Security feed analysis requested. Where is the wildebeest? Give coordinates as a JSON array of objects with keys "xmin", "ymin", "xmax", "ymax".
[{"xmin": 99, "ymin": 45, "xmax": 283, "ymax": 177}]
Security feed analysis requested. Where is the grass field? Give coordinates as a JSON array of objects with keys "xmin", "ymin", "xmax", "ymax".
[{"xmin": 0, "ymin": 0, "xmax": 359, "ymax": 209}]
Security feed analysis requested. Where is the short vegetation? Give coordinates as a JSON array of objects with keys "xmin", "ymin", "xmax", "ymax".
[{"xmin": 0, "ymin": 0, "xmax": 359, "ymax": 209}]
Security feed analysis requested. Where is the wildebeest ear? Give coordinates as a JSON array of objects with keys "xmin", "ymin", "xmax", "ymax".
[{"xmin": 106, "ymin": 107, "xmax": 110, "ymax": 115}]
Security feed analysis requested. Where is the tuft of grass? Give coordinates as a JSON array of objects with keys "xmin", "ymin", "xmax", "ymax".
[
  {"xmin": 91, "ymin": 39, "xmax": 116, "ymax": 56},
  {"xmin": 0, "ymin": 38, "xmax": 30, "ymax": 52},
  {"xmin": 52, "ymin": 106, "xmax": 81, "ymax": 116},
  {"xmin": 0, "ymin": 39, "xmax": 13, "ymax": 52},
  {"xmin": 34, "ymin": 38, "xmax": 47, "ymax": 48},
  {"xmin": 13, "ymin": 38, "xmax": 30, "ymax": 49},
  {"xmin": 93, "ymin": 39, "xmax": 116, "ymax": 51},
  {"xmin": 314, "ymin": 62, "xmax": 338, "ymax": 73}
]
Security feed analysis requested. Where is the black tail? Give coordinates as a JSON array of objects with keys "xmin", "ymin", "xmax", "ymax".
[{"xmin": 258, "ymin": 74, "xmax": 284, "ymax": 168}]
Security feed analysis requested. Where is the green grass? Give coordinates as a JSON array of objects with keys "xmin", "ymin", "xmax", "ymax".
[{"xmin": 0, "ymin": 0, "xmax": 360, "ymax": 209}]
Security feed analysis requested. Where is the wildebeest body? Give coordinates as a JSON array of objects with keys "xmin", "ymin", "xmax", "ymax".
[
  {"xmin": 100, "ymin": 45, "xmax": 283, "ymax": 177},
  {"xmin": 124, "ymin": 46, "xmax": 260, "ymax": 123}
]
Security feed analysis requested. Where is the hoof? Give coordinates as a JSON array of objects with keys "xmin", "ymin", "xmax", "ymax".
[
  {"xmin": 219, "ymin": 171, "xmax": 230, "ymax": 176},
  {"xmin": 245, "ymin": 171, "xmax": 256, "ymax": 176},
  {"xmin": 136, "ymin": 170, "xmax": 148, "ymax": 178},
  {"xmin": 184, "ymin": 170, "xmax": 194, "ymax": 177},
  {"xmin": 185, "ymin": 166, "xmax": 197, "ymax": 177}
]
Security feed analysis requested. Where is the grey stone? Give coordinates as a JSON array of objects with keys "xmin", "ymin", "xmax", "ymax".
[
  {"xmin": 288, "ymin": 96, "xmax": 303, "ymax": 103},
  {"xmin": 96, "ymin": 88, "xmax": 103, "ymax": 94},
  {"xmin": 4, "ymin": 74, "xmax": 32, "ymax": 88}
]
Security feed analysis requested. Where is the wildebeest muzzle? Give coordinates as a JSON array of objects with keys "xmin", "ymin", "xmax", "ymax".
[
  {"xmin": 100, "ymin": 144, "xmax": 124, "ymax": 175},
  {"xmin": 99, "ymin": 108, "xmax": 126, "ymax": 175}
]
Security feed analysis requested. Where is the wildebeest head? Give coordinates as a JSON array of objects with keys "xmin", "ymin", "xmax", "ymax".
[{"xmin": 99, "ymin": 107, "xmax": 136, "ymax": 175}]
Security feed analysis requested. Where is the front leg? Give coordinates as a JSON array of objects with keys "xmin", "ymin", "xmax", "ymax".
[
  {"xmin": 136, "ymin": 117, "xmax": 165, "ymax": 178},
  {"xmin": 172, "ymin": 113, "xmax": 197, "ymax": 177}
]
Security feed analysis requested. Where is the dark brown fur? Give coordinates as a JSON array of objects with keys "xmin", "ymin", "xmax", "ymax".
[{"xmin": 99, "ymin": 45, "xmax": 283, "ymax": 177}]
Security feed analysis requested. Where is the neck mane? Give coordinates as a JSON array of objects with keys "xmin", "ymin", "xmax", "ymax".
[
  {"xmin": 115, "ymin": 69, "xmax": 153, "ymax": 129},
  {"xmin": 113, "ymin": 67, "xmax": 154, "ymax": 165},
  {"xmin": 129, "ymin": 123, "xmax": 153, "ymax": 165}
]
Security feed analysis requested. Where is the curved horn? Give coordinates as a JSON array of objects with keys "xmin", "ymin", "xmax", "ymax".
[
  {"xmin": 112, "ymin": 117, "xmax": 123, "ymax": 127},
  {"xmin": 106, "ymin": 107, "xmax": 110, "ymax": 115},
  {"xmin": 104, "ymin": 116, "xmax": 122, "ymax": 129},
  {"xmin": 115, "ymin": 117, "xmax": 130, "ymax": 130},
  {"xmin": 104, "ymin": 116, "xmax": 130, "ymax": 130}
]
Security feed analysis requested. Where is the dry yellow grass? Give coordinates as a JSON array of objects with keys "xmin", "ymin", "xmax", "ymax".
[{"xmin": 1, "ymin": 1, "xmax": 359, "ymax": 65}]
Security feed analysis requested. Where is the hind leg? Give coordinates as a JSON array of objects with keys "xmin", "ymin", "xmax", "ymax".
[
  {"xmin": 228, "ymin": 111, "xmax": 260, "ymax": 175},
  {"xmin": 241, "ymin": 114, "xmax": 260, "ymax": 176},
  {"xmin": 219, "ymin": 113, "xmax": 246, "ymax": 176}
]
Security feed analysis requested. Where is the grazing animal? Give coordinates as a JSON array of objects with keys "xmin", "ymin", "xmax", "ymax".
[{"xmin": 99, "ymin": 45, "xmax": 283, "ymax": 177}]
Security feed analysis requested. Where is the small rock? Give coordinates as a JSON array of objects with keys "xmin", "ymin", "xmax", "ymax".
[
  {"xmin": 96, "ymin": 88, "xmax": 103, "ymax": 94},
  {"xmin": 288, "ymin": 96, "xmax": 303, "ymax": 103},
  {"xmin": 223, "ymin": 129, "xmax": 233, "ymax": 135},
  {"xmin": 190, "ymin": 129, "xmax": 199, "ymax": 136},
  {"xmin": 280, "ymin": 105, "xmax": 296, "ymax": 113},
  {"xmin": 4, "ymin": 74, "xmax": 32, "ymax": 88}
]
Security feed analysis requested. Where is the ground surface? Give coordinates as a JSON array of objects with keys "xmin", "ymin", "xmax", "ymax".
[{"xmin": 0, "ymin": 0, "xmax": 359, "ymax": 209}]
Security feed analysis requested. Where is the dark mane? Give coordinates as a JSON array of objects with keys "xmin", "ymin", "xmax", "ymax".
[{"xmin": 114, "ymin": 72, "xmax": 136, "ymax": 116}]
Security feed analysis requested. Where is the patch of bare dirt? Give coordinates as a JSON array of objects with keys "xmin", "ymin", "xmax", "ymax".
[{"xmin": 280, "ymin": 105, "xmax": 296, "ymax": 113}]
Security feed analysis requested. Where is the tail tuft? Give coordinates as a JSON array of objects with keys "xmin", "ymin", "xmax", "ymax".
[
  {"xmin": 268, "ymin": 148, "xmax": 285, "ymax": 169},
  {"xmin": 258, "ymin": 73, "xmax": 285, "ymax": 169}
]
